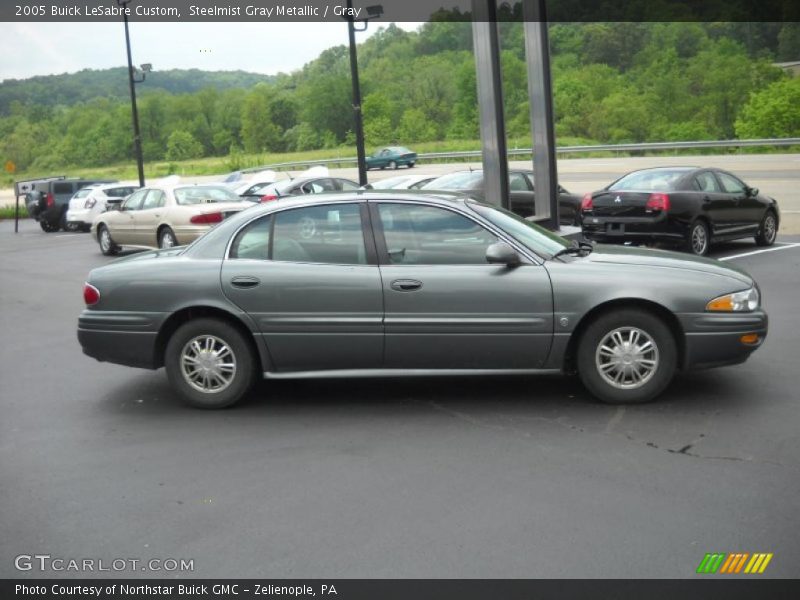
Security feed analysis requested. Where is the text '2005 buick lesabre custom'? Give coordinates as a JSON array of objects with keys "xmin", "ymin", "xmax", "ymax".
[{"xmin": 78, "ymin": 192, "xmax": 768, "ymax": 409}]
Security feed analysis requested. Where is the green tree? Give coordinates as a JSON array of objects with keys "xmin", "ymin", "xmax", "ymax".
[
  {"xmin": 735, "ymin": 77, "xmax": 800, "ymax": 138},
  {"xmin": 165, "ymin": 130, "xmax": 203, "ymax": 161}
]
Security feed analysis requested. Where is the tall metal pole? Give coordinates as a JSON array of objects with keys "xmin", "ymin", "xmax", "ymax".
[
  {"xmin": 122, "ymin": 6, "xmax": 146, "ymax": 188},
  {"xmin": 523, "ymin": 0, "xmax": 558, "ymax": 229},
  {"xmin": 471, "ymin": 0, "xmax": 510, "ymax": 210},
  {"xmin": 346, "ymin": 0, "xmax": 368, "ymax": 186}
]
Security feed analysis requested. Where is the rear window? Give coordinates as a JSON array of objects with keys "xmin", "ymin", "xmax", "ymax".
[
  {"xmin": 73, "ymin": 188, "xmax": 93, "ymax": 199},
  {"xmin": 174, "ymin": 186, "xmax": 240, "ymax": 205},
  {"xmin": 53, "ymin": 183, "xmax": 75, "ymax": 194},
  {"xmin": 106, "ymin": 186, "xmax": 138, "ymax": 198},
  {"xmin": 609, "ymin": 170, "xmax": 688, "ymax": 192}
]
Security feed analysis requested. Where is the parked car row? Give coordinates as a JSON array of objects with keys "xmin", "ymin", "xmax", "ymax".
[{"xmin": 20, "ymin": 161, "xmax": 781, "ymax": 260}]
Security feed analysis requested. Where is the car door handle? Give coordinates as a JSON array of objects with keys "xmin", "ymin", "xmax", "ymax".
[
  {"xmin": 390, "ymin": 279, "xmax": 423, "ymax": 292},
  {"xmin": 230, "ymin": 276, "xmax": 260, "ymax": 289},
  {"xmin": 703, "ymin": 195, "xmax": 711, "ymax": 202}
]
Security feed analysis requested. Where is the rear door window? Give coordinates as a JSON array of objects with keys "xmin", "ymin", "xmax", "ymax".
[
  {"xmin": 693, "ymin": 172, "xmax": 721, "ymax": 192},
  {"xmin": 230, "ymin": 216, "xmax": 272, "ymax": 260},
  {"xmin": 272, "ymin": 203, "xmax": 367, "ymax": 265},
  {"xmin": 53, "ymin": 183, "xmax": 75, "ymax": 194}
]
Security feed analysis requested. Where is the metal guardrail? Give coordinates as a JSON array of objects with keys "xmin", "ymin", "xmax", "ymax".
[{"xmin": 242, "ymin": 138, "xmax": 800, "ymax": 173}]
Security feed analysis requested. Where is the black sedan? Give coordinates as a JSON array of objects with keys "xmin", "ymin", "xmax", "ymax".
[
  {"xmin": 256, "ymin": 176, "xmax": 360, "ymax": 202},
  {"xmin": 421, "ymin": 170, "xmax": 582, "ymax": 226},
  {"xmin": 580, "ymin": 167, "xmax": 780, "ymax": 256}
]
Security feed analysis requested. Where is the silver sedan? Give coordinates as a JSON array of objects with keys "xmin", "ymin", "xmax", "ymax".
[{"xmin": 78, "ymin": 192, "xmax": 768, "ymax": 408}]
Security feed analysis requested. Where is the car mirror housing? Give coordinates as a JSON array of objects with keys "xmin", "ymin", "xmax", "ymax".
[
  {"xmin": 748, "ymin": 187, "xmax": 759, "ymax": 197},
  {"xmin": 486, "ymin": 242, "xmax": 520, "ymax": 267}
]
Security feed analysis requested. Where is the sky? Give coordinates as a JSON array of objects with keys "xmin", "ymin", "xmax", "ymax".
[{"xmin": 0, "ymin": 22, "xmax": 422, "ymax": 81}]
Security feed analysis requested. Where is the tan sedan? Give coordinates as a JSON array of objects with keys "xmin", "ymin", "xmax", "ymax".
[{"xmin": 92, "ymin": 184, "xmax": 254, "ymax": 255}]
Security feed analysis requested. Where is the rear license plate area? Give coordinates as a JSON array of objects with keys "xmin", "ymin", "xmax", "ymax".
[{"xmin": 606, "ymin": 223, "xmax": 625, "ymax": 236}]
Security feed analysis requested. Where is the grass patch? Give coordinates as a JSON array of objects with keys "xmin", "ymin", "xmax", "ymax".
[{"xmin": 0, "ymin": 204, "xmax": 29, "ymax": 220}]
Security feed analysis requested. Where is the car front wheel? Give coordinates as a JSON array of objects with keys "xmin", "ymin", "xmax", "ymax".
[
  {"xmin": 389, "ymin": 160, "xmax": 397, "ymax": 170},
  {"xmin": 165, "ymin": 318, "xmax": 256, "ymax": 409},
  {"xmin": 577, "ymin": 309, "xmax": 677, "ymax": 404},
  {"xmin": 755, "ymin": 210, "xmax": 777, "ymax": 247},
  {"xmin": 98, "ymin": 225, "xmax": 119, "ymax": 256}
]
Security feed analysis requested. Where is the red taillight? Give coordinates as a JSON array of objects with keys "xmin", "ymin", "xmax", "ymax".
[
  {"xmin": 260, "ymin": 194, "xmax": 278, "ymax": 203},
  {"xmin": 581, "ymin": 193, "xmax": 593, "ymax": 211},
  {"xmin": 190, "ymin": 212, "xmax": 223, "ymax": 224},
  {"xmin": 83, "ymin": 283, "xmax": 100, "ymax": 306},
  {"xmin": 46, "ymin": 192, "xmax": 55, "ymax": 207},
  {"xmin": 646, "ymin": 193, "xmax": 670, "ymax": 212}
]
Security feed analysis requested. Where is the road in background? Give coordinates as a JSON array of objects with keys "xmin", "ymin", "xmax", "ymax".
[{"xmin": 3, "ymin": 154, "xmax": 799, "ymax": 232}]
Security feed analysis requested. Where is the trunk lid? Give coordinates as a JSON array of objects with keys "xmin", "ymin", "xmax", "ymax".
[{"xmin": 591, "ymin": 191, "xmax": 653, "ymax": 218}]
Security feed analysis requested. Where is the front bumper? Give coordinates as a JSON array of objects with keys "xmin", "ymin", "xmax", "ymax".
[{"xmin": 679, "ymin": 310, "xmax": 768, "ymax": 370}]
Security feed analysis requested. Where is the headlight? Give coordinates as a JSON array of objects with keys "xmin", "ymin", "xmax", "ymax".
[{"xmin": 706, "ymin": 287, "xmax": 759, "ymax": 312}]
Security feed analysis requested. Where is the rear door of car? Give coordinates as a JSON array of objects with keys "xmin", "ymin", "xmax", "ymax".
[
  {"xmin": 690, "ymin": 170, "xmax": 733, "ymax": 235},
  {"xmin": 220, "ymin": 201, "xmax": 384, "ymax": 372},
  {"xmin": 370, "ymin": 200, "xmax": 553, "ymax": 369}
]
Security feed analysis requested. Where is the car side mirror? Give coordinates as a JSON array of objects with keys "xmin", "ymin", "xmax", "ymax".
[
  {"xmin": 486, "ymin": 242, "xmax": 520, "ymax": 267},
  {"xmin": 748, "ymin": 187, "xmax": 759, "ymax": 197}
]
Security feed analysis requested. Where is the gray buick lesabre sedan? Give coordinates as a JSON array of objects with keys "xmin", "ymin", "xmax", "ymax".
[{"xmin": 78, "ymin": 192, "xmax": 768, "ymax": 409}]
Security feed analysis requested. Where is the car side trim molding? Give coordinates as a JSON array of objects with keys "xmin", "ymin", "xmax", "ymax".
[{"xmin": 263, "ymin": 368, "xmax": 561, "ymax": 380}]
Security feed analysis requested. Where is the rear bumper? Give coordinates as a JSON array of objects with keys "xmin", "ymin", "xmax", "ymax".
[
  {"xmin": 66, "ymin": 208, "xmax": 96, "ymax": 226},
  {"xmin": 78, "ymin": 310, "xmax": 164, "ymax": 369},
  {"xmin": 582, "ymin": 214, "xmax": 686, "ymax": 243},
  {"xmin": 679, "ymin": 311, "xmax": 768, "ymax": 370}
]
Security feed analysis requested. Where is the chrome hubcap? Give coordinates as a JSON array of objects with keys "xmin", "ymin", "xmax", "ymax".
[
  {"xmin": 180, "ymin": 335, "xmax": 237, "ymax": 394},
  {"xmin": 691, "ymin": 225, "xmax": 707, "ymax": 254},
  {"xmin": 596, "ymin": 327, "xmax": 659, "ymax": 390},
  {"xmin": 161, "ymin": 232, "xmax": 175, "ymax": 248},
  {"xmin": 764, "ymin": 215, "xmax": 776, "ymax": 242}
]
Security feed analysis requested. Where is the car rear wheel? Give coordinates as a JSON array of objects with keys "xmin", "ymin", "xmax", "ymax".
[
  {"xmin": 686, "ymin": 220, "xmax": 709, "ymax": 256},
  {"xmin": 577, "ymin": 309, "xmax": 677, "ymax": 404},
  {"xmin": 165, "ymin": 318, "xmax": 256, "ymax": 409},
  {"xmin": 408, "ymin": 162, "xmax": 415, "ymax": 168},
  {"xmin": 40, "ymin": 220, "xmax": 58, "ymax": 233},
  {"xmin": 755, "ymin": 210, "xmax": 777, "ymax": 247},
  {"xmin": 389, "ymin": 160, "xmax": 397, "ymax": 170},
  {"xmin": 159, "ymin": 227, "xmax": 177, "ymax": 249},
  {"xmin": 98, "ymin": 225, "xmax": 119, "ymax": 256}
]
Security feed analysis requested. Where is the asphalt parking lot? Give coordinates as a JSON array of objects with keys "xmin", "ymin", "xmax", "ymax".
[{"xmin": 1, "ymin": 219, "xmax": 799, "ymax": 579}]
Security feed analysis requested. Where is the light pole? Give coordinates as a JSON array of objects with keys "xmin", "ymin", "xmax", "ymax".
[
  {"xmin": 345, "ymin": 2, "xmax": 383, "ymax": 186},
  {"xmin": 118, "ymin": 0, "xmax": 148, "ymax": 188}
]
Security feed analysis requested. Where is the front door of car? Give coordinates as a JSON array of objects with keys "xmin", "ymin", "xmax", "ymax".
[
  {"xmin": 109, "ymin": 188, "xmax": 148, "ymax": 244},
  {"xmin": 715, "ymin": 171, "xmax": 759, "ymax": 235},
  {"xmin": 371, "ymin": 201, "xmax": 554, "ymax": 369},
  {"xmin": 135, "ymin": 189, "xmax": 166, "ymax": 245},
  {"xmin": 220, "ymin": 202, "xmax": 384, "ymax": 372}
]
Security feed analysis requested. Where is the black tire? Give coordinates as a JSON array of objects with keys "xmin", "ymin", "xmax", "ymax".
[
  {"xmin": 577, "ymin": 309, "xmax": 677, "ymax": 404},
  {"xmin": 165, "ymin": 318, "xmax": 256, "ymax": 409},
  {"xmin": 407, "ymin": 162, "xmax": 415, "ymax": 168},
  {"xmin": 158, "ymin": 227, "xmax": 178, "ymax": 249},
  {"xmin": 755, "ymin": 210, "xmax": 777, "ymax": 247},
  {"xmin": 685, "ymin": 219, "xmax": 710, "ymax": 256},
  {"xmin": 389, "ymin": 160, "xmax": 397, "ymax": 170},
  {"xmin": 97, "ymin": 225, "xmax": 119, "ymax": 256},
  {"xmin": 40, "ymin": 220, "xmax": 58, "ymax": 233}
]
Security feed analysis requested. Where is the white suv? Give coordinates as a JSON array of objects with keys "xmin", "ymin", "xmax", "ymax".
[{"xmin": 66, "ymin": 183, "xmax": 140, "ymax": 231}]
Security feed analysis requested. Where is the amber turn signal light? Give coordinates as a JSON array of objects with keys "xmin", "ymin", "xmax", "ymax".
[{"xmin": 740, "ymin": 333, "xmax": 760, "ymax": 345}]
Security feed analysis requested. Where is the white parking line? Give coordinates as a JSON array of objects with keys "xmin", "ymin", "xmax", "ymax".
[{"xmin": 719, "ymin": 243, "xmax": 800, "ymax": 261}]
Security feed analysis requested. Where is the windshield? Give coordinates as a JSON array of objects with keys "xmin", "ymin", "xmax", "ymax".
[
  {"xmin": 372, "ymin": 176, "xmax": 411, "ymax": 189},
  {"xmin": 422, "ymin": 172, "xmax": 483, "ymax": 190},
  {"xmin": 608, "ymin": 169, "xmax": 689, "ymax": 191},
  {"xmin": 174, "ymin": 186, "xmax": 241, "ymax": 205},
  {"xmin": 469, "ymin": 201, "xmax": 571, "ymax": 257}
]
